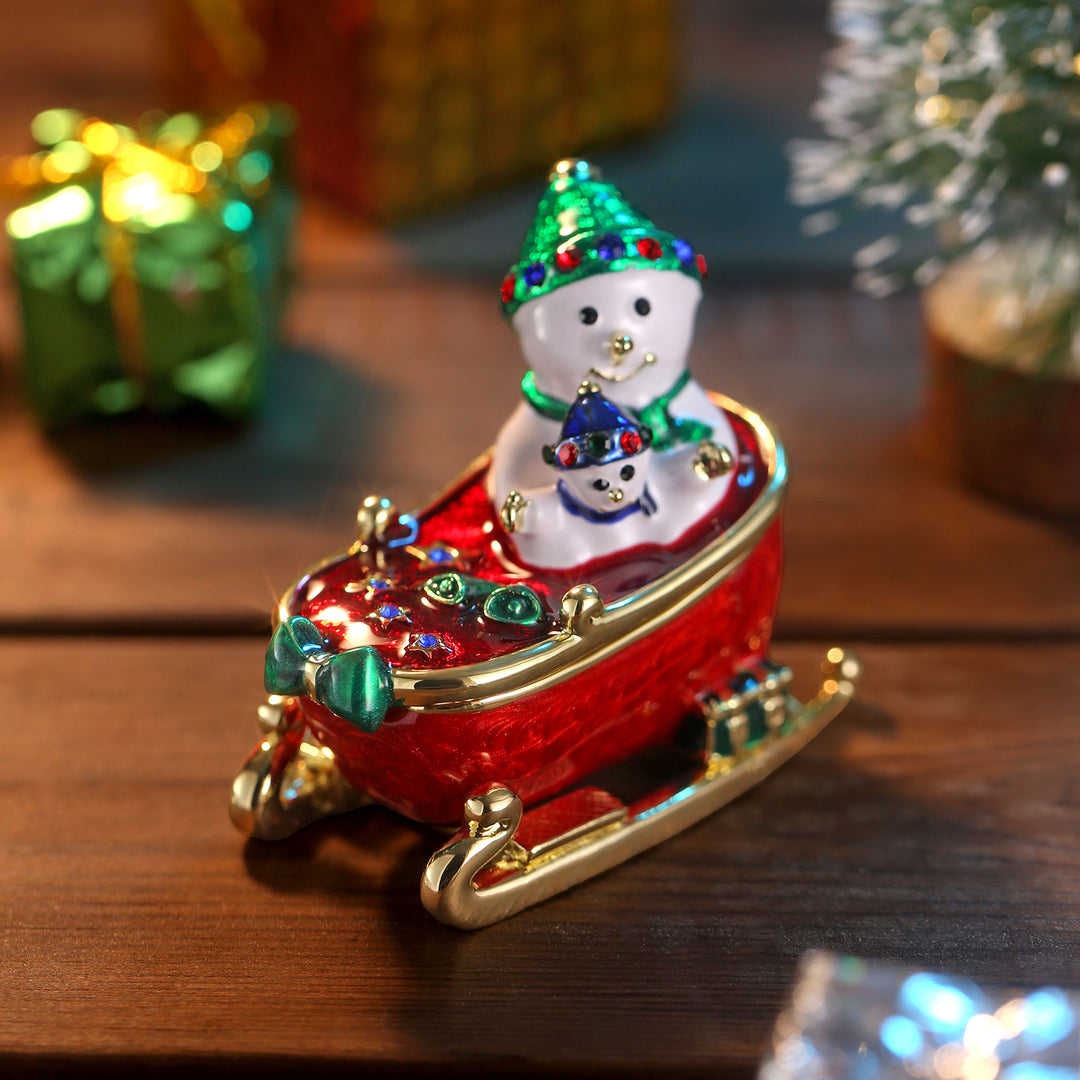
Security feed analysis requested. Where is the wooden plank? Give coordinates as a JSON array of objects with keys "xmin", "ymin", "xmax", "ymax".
[
  {"xmin": 1, "ymin": 639, "xmax": 1078, "ymax": 1074},
  {"xmin": 0, "ymin": 276, "xmax": 522, "ymax": 624},
  {"xmin": 706, "ymin": 289, "xmax": 1080, "ymax": 636},
  {"xmin": 0, "ymin": 281, "xmax": 1077, "ymax": 633}
]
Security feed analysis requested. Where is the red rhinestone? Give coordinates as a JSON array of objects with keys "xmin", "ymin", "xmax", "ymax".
[
  {"xmin": 555, "ymin": 246, "xmax": 582, "ymax": 271},
  {"xmin": 636, "ymin": 237, "xmax": 663, "ymax": 260},
  {"xmin": 695, "ymin": 252, "xmax": 708, "ymax": 277},
  {"xmin": 620, "ymin": 429, "xmax": 642, "ymax": 455},
  {"xmin": 556, "ymin": 441, "xmax": 579, "ymax": 468},
  {"xmin": 500, "ymin": 274, "xmax": 516, "ymax": 304}
]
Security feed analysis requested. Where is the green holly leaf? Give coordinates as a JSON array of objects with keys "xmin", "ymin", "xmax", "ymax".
[{"xmin": 482, "ymin": 584, "xmax": 543, "ymax": 626}]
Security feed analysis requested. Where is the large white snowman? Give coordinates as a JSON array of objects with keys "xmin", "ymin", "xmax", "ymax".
[{"xmin": 489, "ymin": 159, "xmax": 738, "ymax": 570}]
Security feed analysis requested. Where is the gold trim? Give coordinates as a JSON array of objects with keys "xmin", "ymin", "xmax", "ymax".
[
  {"xmin": 230, "ymin": 698, "xmax": 368, "ymax": 840},
  {"xmin": 421, "ymin": 649, "xmax": 861, "ymax": 929},
  {"xmin": 276, "ymin": 394, "xmax": 786, "ymax": 714}
]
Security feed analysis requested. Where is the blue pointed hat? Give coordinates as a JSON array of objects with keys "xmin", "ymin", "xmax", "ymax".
[{"xmin": 542, "ymin": 382, "xmax": 652, "ymax": 471}]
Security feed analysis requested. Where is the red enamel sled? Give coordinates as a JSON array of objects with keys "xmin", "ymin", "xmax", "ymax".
[{"xmin": 230, "ymin": 393, "xmax": 860, "ymax": 928}]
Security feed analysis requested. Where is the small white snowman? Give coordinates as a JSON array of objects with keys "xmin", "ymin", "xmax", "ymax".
[
  {"xmin": 500, "ymin": 382, "xmax": 658, "ymax": 568},
  {"xmin": 489, "ymin": 159, "xmax": 738, "ymax": 569}
]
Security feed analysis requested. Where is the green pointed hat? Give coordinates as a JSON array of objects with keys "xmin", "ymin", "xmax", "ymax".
[{"xmin": 500, "ymin": 159, "xmax": 706, "ymax": 319}]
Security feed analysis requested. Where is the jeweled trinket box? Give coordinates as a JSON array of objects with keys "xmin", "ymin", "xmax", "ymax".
[{"xmin": 231, "ymin": 159, "xmax": 860, "ymax": 928}]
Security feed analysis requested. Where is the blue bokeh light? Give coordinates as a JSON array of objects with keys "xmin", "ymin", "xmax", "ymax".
[
  {"xmin": 222, "ymin": 200, "xmax": 253, "ymax": 232},
  {"xmin": 1020, "ymin": 989, "xmax": 1074, "ymax": 1052},
  {"xmin": 900, "ymin": 973, "xmax": 978, "ymax": 1038},
  {"xmin": 880, "ymin": 1014, "xmax": 923, "ymax": 1059},
  {"xmin": 1002, "ymin": 1065, "xmax": 1079, "ymax": 1080}
]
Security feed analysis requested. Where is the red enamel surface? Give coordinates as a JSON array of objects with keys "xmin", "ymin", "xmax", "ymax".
[
  {"xmin": 300, "ymin": 518, "xmax": 782, "ymax": 824},
  {"xmin": 278, "ymin": 409, "xmax": 784, "ymax": 825}
]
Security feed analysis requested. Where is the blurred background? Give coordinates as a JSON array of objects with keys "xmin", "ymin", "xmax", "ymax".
[
  {"xmin": 0, "ymin": 0, "xmax": 1074, "ymax": 633},
  {"xmin": 0, "ymin": 0, "xmax": 878, "ymax": 626}
]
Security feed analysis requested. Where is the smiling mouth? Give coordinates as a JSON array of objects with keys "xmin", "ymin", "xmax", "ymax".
[{"xmin": 589, "ymin": 352, "xmax": 657, "ymax": 384}]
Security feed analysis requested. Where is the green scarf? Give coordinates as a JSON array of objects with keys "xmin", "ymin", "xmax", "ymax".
[{"xmin": 521, "ymin": 369, "xmax": 712, "ymax": 452}]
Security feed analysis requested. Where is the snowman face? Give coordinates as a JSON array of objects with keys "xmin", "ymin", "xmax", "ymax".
[
  {"xmin": 561, "ymin": 448, "xmax": 652, "ymax": 515},
  {"xmin": 513, "ymin": 269, "xmax": 702, "ymax": 391}
]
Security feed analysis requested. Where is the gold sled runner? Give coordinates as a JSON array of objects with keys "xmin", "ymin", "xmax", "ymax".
[
  {"xmin": 421, "ymin": 647, "xmax": 861, "ymax": 929},
  {"xmin": 234, "ymin": 648, "xmax": 860, "ymax": 928}
]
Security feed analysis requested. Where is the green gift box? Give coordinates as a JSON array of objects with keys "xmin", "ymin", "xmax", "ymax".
[{"xmin": 4, "ymin": 105, "xmax": 295, "ymax": 427}]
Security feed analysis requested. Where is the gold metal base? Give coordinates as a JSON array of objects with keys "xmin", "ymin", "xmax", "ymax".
[
  {"xmin": 229, "ymin": 696, "xmax": 368, "ymax": 841},
  {"xmin": 421, "ymin": 648, "xmax": 862, "ymax": 929}
]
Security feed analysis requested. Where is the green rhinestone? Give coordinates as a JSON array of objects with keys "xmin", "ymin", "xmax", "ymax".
[
  {"xmin": 314, "ymin": 647, "xmax": 394, "ymax": 733},
  {"xmin": 424, "ymin": 572, "xmax": 466, "ymax": 605},
  {"xmin": 587, "ymin": 432, "xmax": 609, "ymax": 458},
  {"xmin": 482, "ymin": 585, "xmax": 543, "ymax": 626}
]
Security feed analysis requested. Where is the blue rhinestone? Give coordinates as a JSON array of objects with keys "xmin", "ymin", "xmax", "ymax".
[
  {"xmin": 370, "ymin": 579, "xmax": 389, "ymax": 590},
  {"xmin": 418, "ymin": 633, "xmax": 439, "ymax": 648},
  {"xmin": 378, "ymin": 604, "xmax": 400, "ymax": 618},
  {"xmin": 429, "ymin": 549, "xmax": 452, "ymax": 563},
  {"xmin": 524, "ymin": 262, "xmax": 546, "ymax": 287},
  {"xmin": 596, "ymin": 234, "xmax": 625, "ymax": 260},
  {"xmin": 673, "ymin": 238, "xmax": 693, "ymax": 263},
  {"xmin": 729, "ymin": 672, "xmax": 758, "ymax": 694}
]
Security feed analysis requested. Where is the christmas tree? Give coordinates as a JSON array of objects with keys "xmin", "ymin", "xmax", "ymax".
[{"xmin": 790, "ymin": 0, "xmax": 1080, "ymax": 348}]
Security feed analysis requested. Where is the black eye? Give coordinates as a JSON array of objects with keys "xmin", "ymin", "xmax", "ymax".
[
  {"xmin": 579, "ymin": 306, "xmax": 598, "ymax": 325},
  {"xmin": 634, "ymin": 298, "xmax": 650, "ymax": 316},
  {"xmin": 620, "ymin": 465, "xmax": 635, "ymax": 481},
  {"xmin": 592, "ymin": 478, "xmax": 610, "ymax": 491}
]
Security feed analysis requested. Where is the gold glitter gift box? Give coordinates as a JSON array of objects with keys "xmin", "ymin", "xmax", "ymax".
[{"xmin": 162, "ymin": 0, "xmax": 676, "ymax": 220}]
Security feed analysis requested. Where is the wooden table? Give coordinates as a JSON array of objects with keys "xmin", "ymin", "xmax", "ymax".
[{"xmin": 2, "ymin": 3, "xmax": 1079, "ymax": 1077}]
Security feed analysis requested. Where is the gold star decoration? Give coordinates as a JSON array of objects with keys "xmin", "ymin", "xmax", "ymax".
[
  {"xmin": 405, "ymin": 631, "xmax": 449, "ymax": 661},
  {"xmin": 404, "ymin": 543, "xmax": 461, "ymax": 570},
  {"xmin": 369, "ymin": 601, "xmax": 412, "ymax": 632},
  {"xmin": 344, "ymin": 573, "xmax": 394, "ymax": 601}
]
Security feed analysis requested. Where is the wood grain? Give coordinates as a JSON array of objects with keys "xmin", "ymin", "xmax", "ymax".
[
  {"xmin": 1, "ymin": 280, "xmax": 1077, "ymax": 634},
  {"xmin": 0, "ymin": 3, "xmax": 1077, "ymax": 1076},
  {"xmin": 1, "ymin": 2, "xmax": 1075, "ymax": 635},
  {"xmin": 1, "ymin": 640, "xmax": 1078, "ymax": 1076}
]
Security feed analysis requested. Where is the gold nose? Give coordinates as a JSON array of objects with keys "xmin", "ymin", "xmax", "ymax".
[
  {"xmin": 607, "ymin": 488, "xmax": 624, "ymax": 503},
  {"xmin": 606, "ymin": 333, "xmax": 633, "ymax": 360}
]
